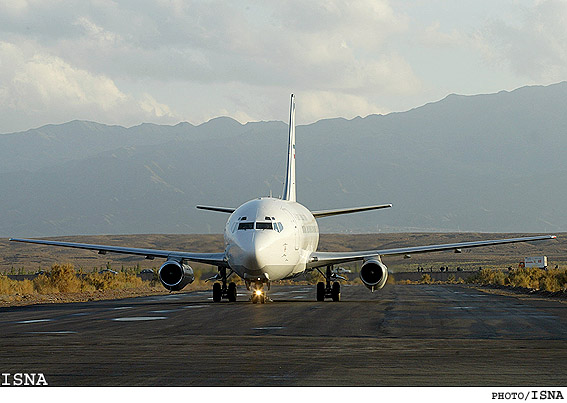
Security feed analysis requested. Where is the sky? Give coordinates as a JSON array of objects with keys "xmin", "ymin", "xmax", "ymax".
[{"xmin": 1, "ymin": 0, "xmax": 567, "ymax": 134}]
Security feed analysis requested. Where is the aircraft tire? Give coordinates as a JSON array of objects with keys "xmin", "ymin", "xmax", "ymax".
[
  {"xmin": 331, "ymin": 281, "xmax": 341, "ymax": 302},
  {"xmin": 316, "ymin": 282, "xmax": 325, "ymax": 301},
  {"xmin": 213, "ymin": 282, "xmax": 222, "ymax": 302},
  {"xmin": 228, "ymin": 282, "xmax": 237, "ymax": 302}
]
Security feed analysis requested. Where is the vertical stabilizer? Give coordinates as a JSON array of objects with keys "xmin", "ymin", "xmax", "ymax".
[{"xmin": 282, "ymin": 94, "xmax": 296, "ymax": 202}]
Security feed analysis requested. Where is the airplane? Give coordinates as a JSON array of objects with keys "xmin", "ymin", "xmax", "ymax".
[{"xmin": 10, "ymin": 94, "xmax": 556, "ymax": 303}]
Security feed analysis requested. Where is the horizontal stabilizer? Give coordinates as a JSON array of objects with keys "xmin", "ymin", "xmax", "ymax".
[
  {"xmin": 196, "ymin": 205, "xmax": 236, "ymax": 214},
  {"xmin": 312, "ymin": 204, "xmax": 392, "ymax": 218}
]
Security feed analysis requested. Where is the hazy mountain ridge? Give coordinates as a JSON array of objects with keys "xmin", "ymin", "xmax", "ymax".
[{"xmin": 2, "ymin": 82, "xmax": 567, "ymax": 236}]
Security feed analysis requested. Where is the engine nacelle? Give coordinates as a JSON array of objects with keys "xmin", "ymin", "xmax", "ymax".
[
  {"xmin": 359, "ymin": 259, "xmax": 388, "ymax": 292},
  {"xmin": 158, "ymin": 260, "xmax": 194, "ymax": 291}
]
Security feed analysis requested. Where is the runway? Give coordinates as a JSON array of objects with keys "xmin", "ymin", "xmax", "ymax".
[{"xmin": 1, "ymin": 284, "xmax": 566, "ymax": 386}]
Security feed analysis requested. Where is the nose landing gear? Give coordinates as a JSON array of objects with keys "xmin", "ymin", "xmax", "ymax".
[{"xmin": 246, "ymin": 280, "xmax": 272, "ymax": 304}]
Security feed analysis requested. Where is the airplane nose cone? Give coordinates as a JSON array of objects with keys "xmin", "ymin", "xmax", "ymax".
[{"xmin": 243, "ymin": 241, "xmax": 270, "ymax": 271}]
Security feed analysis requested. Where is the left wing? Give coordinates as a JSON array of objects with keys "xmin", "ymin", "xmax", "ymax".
[
  {"xmin": 9, "ymin": 238, "xmax": 227, "ymax": 267},
  {"xmin": 196, "ymin": 205, "xmax": 236, "ymax": 214},
  {"xmin": 307, "ymin": 235, "xmax": 556, "ymax": 268}
]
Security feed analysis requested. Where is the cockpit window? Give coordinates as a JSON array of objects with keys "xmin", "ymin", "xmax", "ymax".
[
  {"xmin": 237, "ymin": 221, "xmax": 283, "ymax": 231},
  {"xmin": 256, "ymin": 222, "xmax": 273, "ymax": 230},
  {"xmin": 238, "ymin": 222, "xmax": 254, "ymax": 230}
]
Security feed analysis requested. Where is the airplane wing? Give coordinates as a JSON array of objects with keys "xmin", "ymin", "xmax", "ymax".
[
  {"xmin": 307, "ymin": 235, "xmax": 556, "ymax": 268},
  {"xmin": 312, "ymin": 204, "xmax": 392, "ymax": 218},
  {"xmin": 9, "ymin": 238, "xmax": 227, "ymax": 267},
  {"xmin": 196, "ymin": 205, "xmax": 236, "ymax": 214}
]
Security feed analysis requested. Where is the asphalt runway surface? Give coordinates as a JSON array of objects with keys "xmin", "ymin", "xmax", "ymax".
[{"xmin": 1, "ymin": 284, "xmax": 566, "ymax": 386}]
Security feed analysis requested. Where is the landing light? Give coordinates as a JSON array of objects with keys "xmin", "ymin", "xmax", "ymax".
[{"xmin": 255, "ymin": 290, "xmax": 263, "ymax": 296}]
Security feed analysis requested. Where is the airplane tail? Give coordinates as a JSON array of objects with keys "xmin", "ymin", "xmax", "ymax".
[{"xmin": 282, "ymin": 94, "xmax": 296, "ymax": 202}]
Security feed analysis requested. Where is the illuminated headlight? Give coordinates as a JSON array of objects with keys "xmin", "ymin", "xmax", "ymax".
[{"xmin": 255, "ymin": 290, "xmax": 263, "ymax": 296}]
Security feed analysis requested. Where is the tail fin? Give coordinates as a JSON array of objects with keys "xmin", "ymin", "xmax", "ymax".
[{"xmin": 282, "ymin": 94, "xmax": 296, "ymax": 202}]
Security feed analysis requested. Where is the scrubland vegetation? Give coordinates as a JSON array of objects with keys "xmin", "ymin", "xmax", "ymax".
[
  {"xmin": 397, "ymin": 273, "xmax": 465, "ymax": 285},
  {"xmin": 466, "ymin": 267, "xmax": 567, "ymax": 292},
  {"xmin": 0, "ymin": 263, "xmax": 165, "ymax": 304},
  {"xmin": 398, "ymin": 267, "xmax": 567, "ymax": 293}
]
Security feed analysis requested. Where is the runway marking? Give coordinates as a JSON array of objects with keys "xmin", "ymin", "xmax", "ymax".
[
  {"xmin": 24, "ymin": 331, "xmax": 77, "ymax": 335},
  {"xmin": 146, "ymin": 295, "xmax": 183, "ymax": 301},
  {"xmin": 252, "ymin": 326, "xmax": 285, "ymax": 331},
  {"xmin": 149, "ymin": 309, "xmax": 181, "ymax": 314},
  {"xmin": 112, "ymin": 306, "xmax": 133, "ymax": 310},
  {"xmin": 16, "ymin": 319, "xmax": 53, "ymax": 324},
  {"xmin": 112, "ymin": 316, "xmax": 167, "ymax": 322},
  {"xmin": 69, "ymin": 312, "xmax": 90, "ymax": 317},
  {"xmin": 183, "ymin": 305, "xmax": 208, "ymax": 309}
]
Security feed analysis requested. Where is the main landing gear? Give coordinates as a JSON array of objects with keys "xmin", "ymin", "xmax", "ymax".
[
  {"xmin": 316, "ymin": 265, "xmax": 343, "ymax": 302},
  {"xmin": 211, "ymin": 267, "xmax": 237, "ymax": 303}
]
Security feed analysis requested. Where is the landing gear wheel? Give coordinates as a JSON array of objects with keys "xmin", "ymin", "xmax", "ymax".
[
  {"xmin": 228, "ymin": 282, "xmax": 237, "ymax": 302},
  {"xmin": 331, "ymin": 281, "xmax": 341, "ymax": 302},
  {"xmin": 212, "ymin": 282, "xmax": 222, "ymax": 302},
  {"xmin": 316, "ymin": 282, "xmax": 325, "ymax": 301}
]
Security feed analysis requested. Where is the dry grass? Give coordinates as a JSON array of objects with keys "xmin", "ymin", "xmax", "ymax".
[
  {"xmin": 0, "ymin": 263, "xmax": 151, "ymax": 296},
  {"xmin": 466, "ymin": 267, "xmax": 567, "ymax": 292},
  {"xmin": 397, "ymin": 272, "xmax": 465, "ymax": 285}
]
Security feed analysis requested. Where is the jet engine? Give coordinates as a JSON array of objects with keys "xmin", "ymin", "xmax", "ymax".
[
  {"xmin": 158, "ymin": 260, "xmax": 195, "ymax": 291},
  {"xmin": 359, "ymin": 258, "xmax": 388, "ymax": 292}
]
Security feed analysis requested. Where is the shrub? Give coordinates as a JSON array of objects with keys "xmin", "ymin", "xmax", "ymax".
[
  {"xmin": 85, "ymin": 271, "xmax": 143, "ymax": 290},
  {"xmin": 0, "ymin": 275, "xmax": 34, "ymax": 295},
  {"xmin": 420, "ymin": 274, "xmax": 433, "ymax": 284},
  {"xmin": 467, "ymin": 267, "xmax": 567, "ymax": 292},
  {"xmin": 49, "ymin": 264, "xmax": 84, "ymax": 293}
]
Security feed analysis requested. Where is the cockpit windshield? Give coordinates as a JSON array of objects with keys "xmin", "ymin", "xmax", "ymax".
[
  {"xmin": 237, "ymin": 222, "xmax": 254, "ymax": 230},
  {"xmin": 256, "ymin": 222, "xmax": 273, "ymax": 230},
  {"xmin": 235, "ymin": 221, "xmax": 283, "ymax": 232}
]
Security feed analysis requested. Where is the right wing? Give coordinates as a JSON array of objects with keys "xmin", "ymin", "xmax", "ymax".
[
  {"xmin": 308, "ymin": 235, "xmax": 556, "ymax": 268},
  {"xmin": 9, "ymin": 238, "xmax": 227, "ymax": 267},
  {"xmin": 312, "ymin": 204, "xmax": 392, "ymax": 218}
]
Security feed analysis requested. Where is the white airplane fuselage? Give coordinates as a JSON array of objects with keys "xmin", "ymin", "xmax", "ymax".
[{"xmin": 225, "ymin": 197, "xmax": 318, "ymax": 282}]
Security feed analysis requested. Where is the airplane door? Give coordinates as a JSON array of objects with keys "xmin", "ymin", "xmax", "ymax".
[{"xmin": 282, "ymin": 208, "xmax": 300, "ymax": 250}]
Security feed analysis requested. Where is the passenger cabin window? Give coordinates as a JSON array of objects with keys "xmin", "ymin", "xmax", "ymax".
[
  {"xmin": 256, "ymin": 222, "xmax": 273, "ymax": 230},
  {"xmin": 238, "ymin": 222, "xmax": 254, "ymax": 230}
]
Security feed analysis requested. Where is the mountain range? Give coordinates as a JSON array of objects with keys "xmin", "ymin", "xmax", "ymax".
[{"xmin": 2, "ymin": 82, "xmax": 566, "ymax": 237}]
